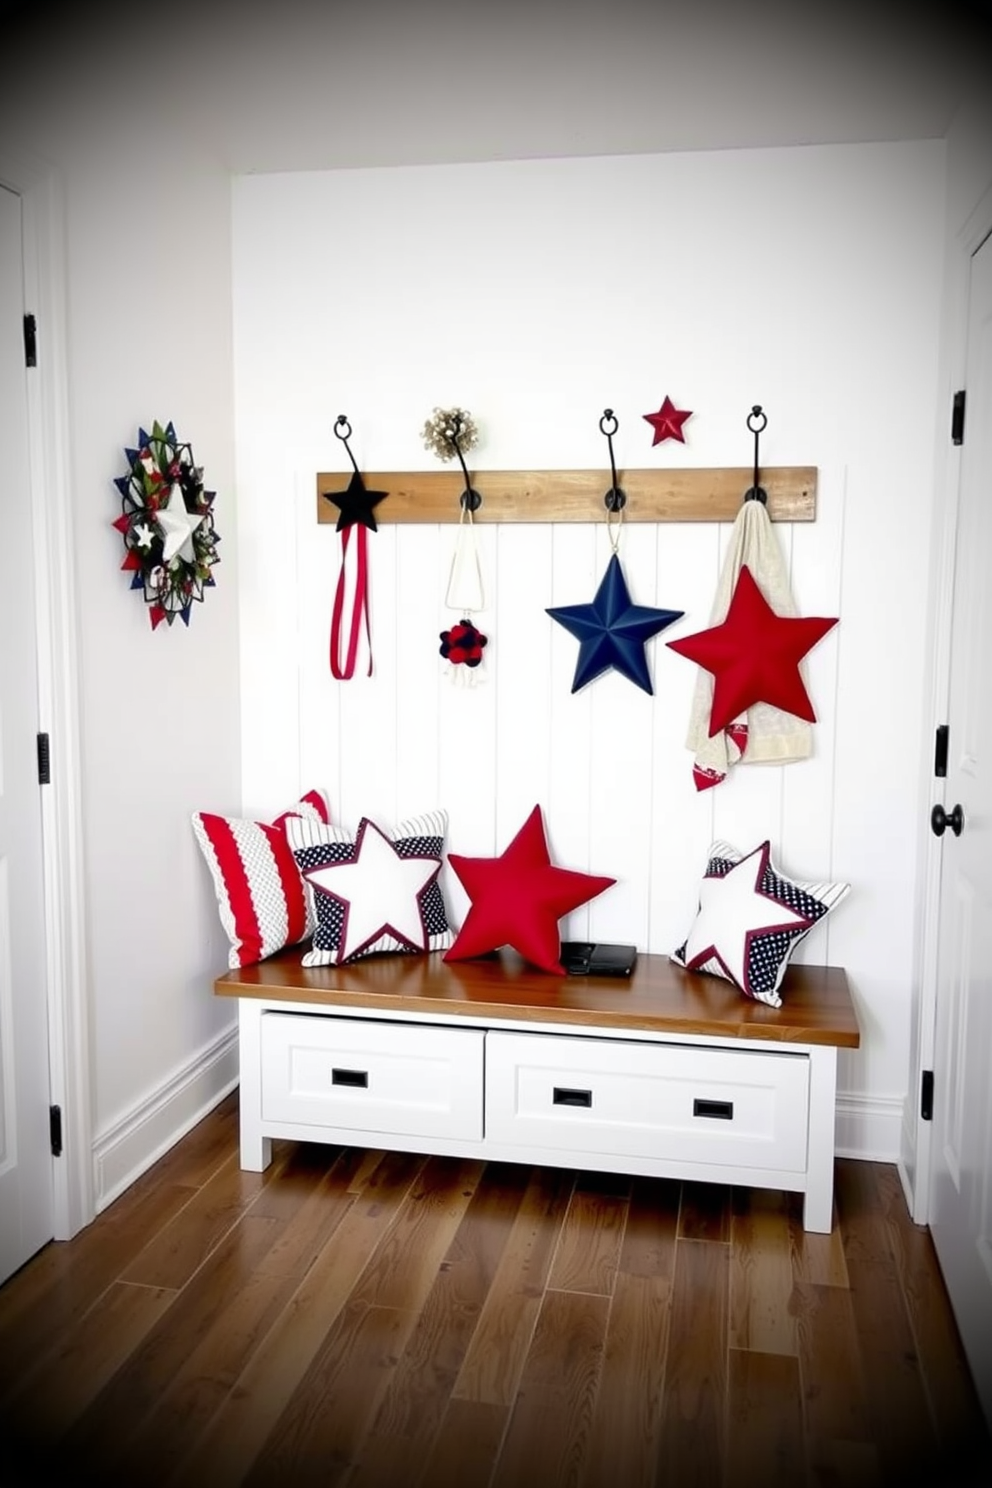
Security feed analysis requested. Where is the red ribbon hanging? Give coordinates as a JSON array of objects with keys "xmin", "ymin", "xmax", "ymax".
[{"xmin": 329, "ymin": 525, "xmax": 372, "ymax": 680}]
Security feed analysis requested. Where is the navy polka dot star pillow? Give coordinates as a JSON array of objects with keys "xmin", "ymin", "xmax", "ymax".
[
  {"xmin": 671, "ymin": 840, "xmax": 849, "ymax": 1007},
  {"xmin": 286, "ymin": 810, "xmax": 453, "ymax": 967}
]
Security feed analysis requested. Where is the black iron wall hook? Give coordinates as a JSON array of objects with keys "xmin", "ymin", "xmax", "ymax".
[
  {"xmin": 599, "ymin": 409, "xmax": 626, "ymax": 512},
  {"xmin": 450, "ymin": 414, "xmax": 482, "ymax": 513},
  {"xmin": 744, "ymin": 405, "xmax": 768, "ymax": 504},
  {"xmin": 334, "ymin": 414, "xmax": 361, "ymax": 476}
]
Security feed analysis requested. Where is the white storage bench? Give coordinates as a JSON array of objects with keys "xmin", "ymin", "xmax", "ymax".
[{"xmin": 215, "ymin": 947, "xmax": 860, "ymax": 1233}]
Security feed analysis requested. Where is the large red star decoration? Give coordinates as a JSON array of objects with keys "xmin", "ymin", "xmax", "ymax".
[
  {"xmin": 444, "ymin": 805, "xmax": 615, "ymax": 975},
  {"xmin": 667, "ymin": 565, "xmax": 838, "ymax": 736},
  {"xmin": 643, "ymin": 396, "xmax": 692, "ymax": 446}
]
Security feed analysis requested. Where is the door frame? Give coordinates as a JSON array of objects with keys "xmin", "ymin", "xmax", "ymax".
[
  {"xmin": 906, "ymin": 178, "xmax": 992, "ymax": 1225},
  {"xmin": 0, "ymin": 144, "xmax": 93, "ymax": 1241}
]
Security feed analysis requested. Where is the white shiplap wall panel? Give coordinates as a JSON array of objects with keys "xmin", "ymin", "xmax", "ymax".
[
  {"xmin": 492, "ymin": 524, "xmax": 556, "ymax": 847},
  {"xmin": 547, "ymin": 521, "xmax": 598, "ymax": 944},
  {"xmin": 583, "ymin": 521, "xmax": 661, "ymax": 946},
  {"xmin": 650, "ymin": 521, "xmax": 722, "ymax": 955},
  {"xmin": 393, "ymin": 525, "xmax": 444, "ymax": 820}
]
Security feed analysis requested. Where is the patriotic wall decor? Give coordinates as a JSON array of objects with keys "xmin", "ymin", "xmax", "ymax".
[
  {"xmin": 191, "ymin": 789, "xmax": 332, "ymax": 968},
  {"xmin": 547, "ymin": 409, "xmax": 684, "ymax": 695},
  {"xmin": 642, "ymin": 395, "xmax": 693, "ymax": 446},
  {"xmin": 668, "ymin": 563, "xmax": 838, "ymax": 736},
  {"xmin": 444, "ymin": 805, "xmax": 616, "ymax": 975},
  {"xmin": 423, "ymin": 405, "xmax": 490, "ymax": 681},
  {"xmin": 112, "ymin": 421, "xmax": 221, "ymax": 629},
  {"xmin": 547, "ymin": 551, "xmax": 683, "ymax": 695},
  {"xmin": 671, "ymin": 839, "xmax": 850, "ymax": 1007},
  {"xmin": 322, "ymin": 415, "xmax": 388, "ymax": 680}
]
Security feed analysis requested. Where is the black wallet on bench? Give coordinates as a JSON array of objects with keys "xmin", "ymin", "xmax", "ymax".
[{"xmin": 559, "ymin": 942, "xmax": 638, "ymax": 978}]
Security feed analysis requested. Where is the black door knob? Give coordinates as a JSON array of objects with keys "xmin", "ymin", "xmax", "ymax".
[{"xmin": 931, "ymin": 803, "xmax": 964, "ymax": 838}]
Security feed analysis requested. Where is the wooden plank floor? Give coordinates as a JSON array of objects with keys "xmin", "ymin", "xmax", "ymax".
[{"xmin": 1, "ymin": 1092, "xmax": 988, "ymax": 1488}]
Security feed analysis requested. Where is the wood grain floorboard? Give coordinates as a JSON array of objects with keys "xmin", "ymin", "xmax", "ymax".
[
  {"xmin": 490, "ymin": 1286, "xmax": 609, "ymax": 1488},
  {"xmin": 1, "ymin": 1105, "xmax": 988, "ymax": 1488},
  {"xmin": 725, "ymin": 1347, "xmax": 806, "ymax": 1488},
  {"xmin": 656, "ymin": 1234, "xmax": 729, "ymax": 1487}
]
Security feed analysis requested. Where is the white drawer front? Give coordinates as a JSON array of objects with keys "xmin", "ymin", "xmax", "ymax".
[
  {"xmin": 261, "ymin": 1014, "xmax": 485, "ymax": 1140},
  {"xmin": 485, "ymin": 1032, "xmax": 809, "ymax": 1173}
]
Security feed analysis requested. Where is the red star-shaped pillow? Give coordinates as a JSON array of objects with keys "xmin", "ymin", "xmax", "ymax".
[
  {"xmin": 444, "ymin": 805, "xmax": 615, "ymax": 975},
  {"xmin": 667, "ymin": 564, "xmax": 838, "ymax": 736}
]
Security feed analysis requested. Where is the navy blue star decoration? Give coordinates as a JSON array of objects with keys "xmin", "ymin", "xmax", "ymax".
[{"xmin": 547, "ymin": 553, "xmax": 684, "ymax": 694}]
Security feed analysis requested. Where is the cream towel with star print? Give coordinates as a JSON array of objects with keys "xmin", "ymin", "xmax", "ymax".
[{"xmin": 686, "ymin": 499, "xmax": 813, "ymax": 790}]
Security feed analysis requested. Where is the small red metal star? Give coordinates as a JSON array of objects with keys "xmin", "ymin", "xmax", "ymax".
[{"xmin": 643, "ymin": 396, "xmax": 693, "ymax": 446}]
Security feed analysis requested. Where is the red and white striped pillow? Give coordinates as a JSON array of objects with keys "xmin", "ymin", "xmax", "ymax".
[{"xmin": 192, "ymin": 789, "xmax": 331, "ymax": 968}]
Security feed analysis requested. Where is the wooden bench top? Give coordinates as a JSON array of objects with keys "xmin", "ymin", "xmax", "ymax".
[{"xmin": 215, "ymin": 947, "xmax": 860, "ymax": 1049}]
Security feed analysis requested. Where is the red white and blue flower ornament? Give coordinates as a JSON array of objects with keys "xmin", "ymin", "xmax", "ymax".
[
  {"xmin": 440, "ymin": 618, "xmax": 487, "ymax": 669},
  {"xmin": 112, "ymin": 420, "xmax": 220, "ymax": 629},
  {"xmin": 424, "ymin": 406, "xmax": 490, "ymax": 683}
]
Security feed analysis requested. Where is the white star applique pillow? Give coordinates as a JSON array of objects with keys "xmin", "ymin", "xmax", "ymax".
[
  {"xmin": 671, "ymin": 840, "xmax": 849, "ymax": 1007},
  {"xmin": 286, "ymin": 811, "xmax": 453, "ymax": 966}
]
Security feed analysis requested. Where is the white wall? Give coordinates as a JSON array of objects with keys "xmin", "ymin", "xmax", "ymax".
[
  {"xmin": 0, "ymin": 88, "xmax": 243, "ymax": 1203},
  {"xmin": 63, "ymin": 134, "xmax": 242, "ymax": 1201},
  {"xmin": 233, "ymin": 141, "xmax": 945, "ymax": 1157}
]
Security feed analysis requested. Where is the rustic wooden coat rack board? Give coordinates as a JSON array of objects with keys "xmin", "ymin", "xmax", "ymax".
[{"xmin": 315, "ymin": 467, "xmax": 817, "ymax": 524}]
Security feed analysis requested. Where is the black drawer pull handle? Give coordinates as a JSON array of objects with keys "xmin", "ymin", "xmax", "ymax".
[
  {"xmin": 332, "ymin": 1068, "xmax": 368, "ymax": 1088},
  {"xmin": 553, "ymin": 1086, "xmax": 593, "ymax": 1108},
  {"xmin": 693, "ymin": 1098, "xmax": 734, "ymax": 1120}
]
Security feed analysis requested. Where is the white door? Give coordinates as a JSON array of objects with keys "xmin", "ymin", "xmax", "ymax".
[
  {"xmin": 929, "ymin": 229, "xmax": 992, "ymax": 1430},
  {"xmin": 0, "ymin": 181, "xmax": 54, "ymax": 1285}
]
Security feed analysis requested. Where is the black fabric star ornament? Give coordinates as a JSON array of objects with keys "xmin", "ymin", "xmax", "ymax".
[
  {"xmin": 323, "ymin": 470, "xmax": 388, "ymax": 532},
  {"xmin": 547, "ymin": 553, "xmax": 684, "ymax": 695}
]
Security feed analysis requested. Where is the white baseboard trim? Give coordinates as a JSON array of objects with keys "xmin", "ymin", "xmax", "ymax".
[
  {"xmin": 92, "ymin": 1022, "xmax": 239, "ymax": 1213},
  {"xmin": 835, "ymin": 1089, "xmax": 904, "ymax": 1163}
]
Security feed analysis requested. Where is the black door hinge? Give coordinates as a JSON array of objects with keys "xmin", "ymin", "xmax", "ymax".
[
  {"xmin": 23, "ymin": 312, "xmax": 37, "ymax": 368},
  {"xmin": 934, "ymin": 724, "xmax": 949, "ymax": 779},
  {"xmin": 50, "ymin": 1105, "xmax": 63, "ymax": 1156},
  {"xmin": 951, "ymin": 389, "xmax": 966, "ymax": 446},
  {"xmin": 37, "ymin": 732, "xmax": 50, "ymax": 785},
  {"xmin": 921, "ymin": 1070, "xmax": 934, "ymax": 1122}
]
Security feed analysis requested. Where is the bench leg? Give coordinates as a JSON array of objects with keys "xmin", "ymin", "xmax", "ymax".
[
  {"xmin": 803, "ymin": 1045, "xmax": 838, "ymax": 1232},
  {"xmin": 237, "ymin": 999, "xmax": 272, "ymax": 1172}
]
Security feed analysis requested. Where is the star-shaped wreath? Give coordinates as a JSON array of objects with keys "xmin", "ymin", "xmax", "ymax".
[
  {"xmin": 667, "ymin": 564, "xmax": 838, "ymax": 733},
  {"xmin": 547, "ymin": 553, "xmax": 684, "ymax": 694},
  {"xmin": 112, "ymin": 421, "xmax": 220, "ymax": 629}
]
